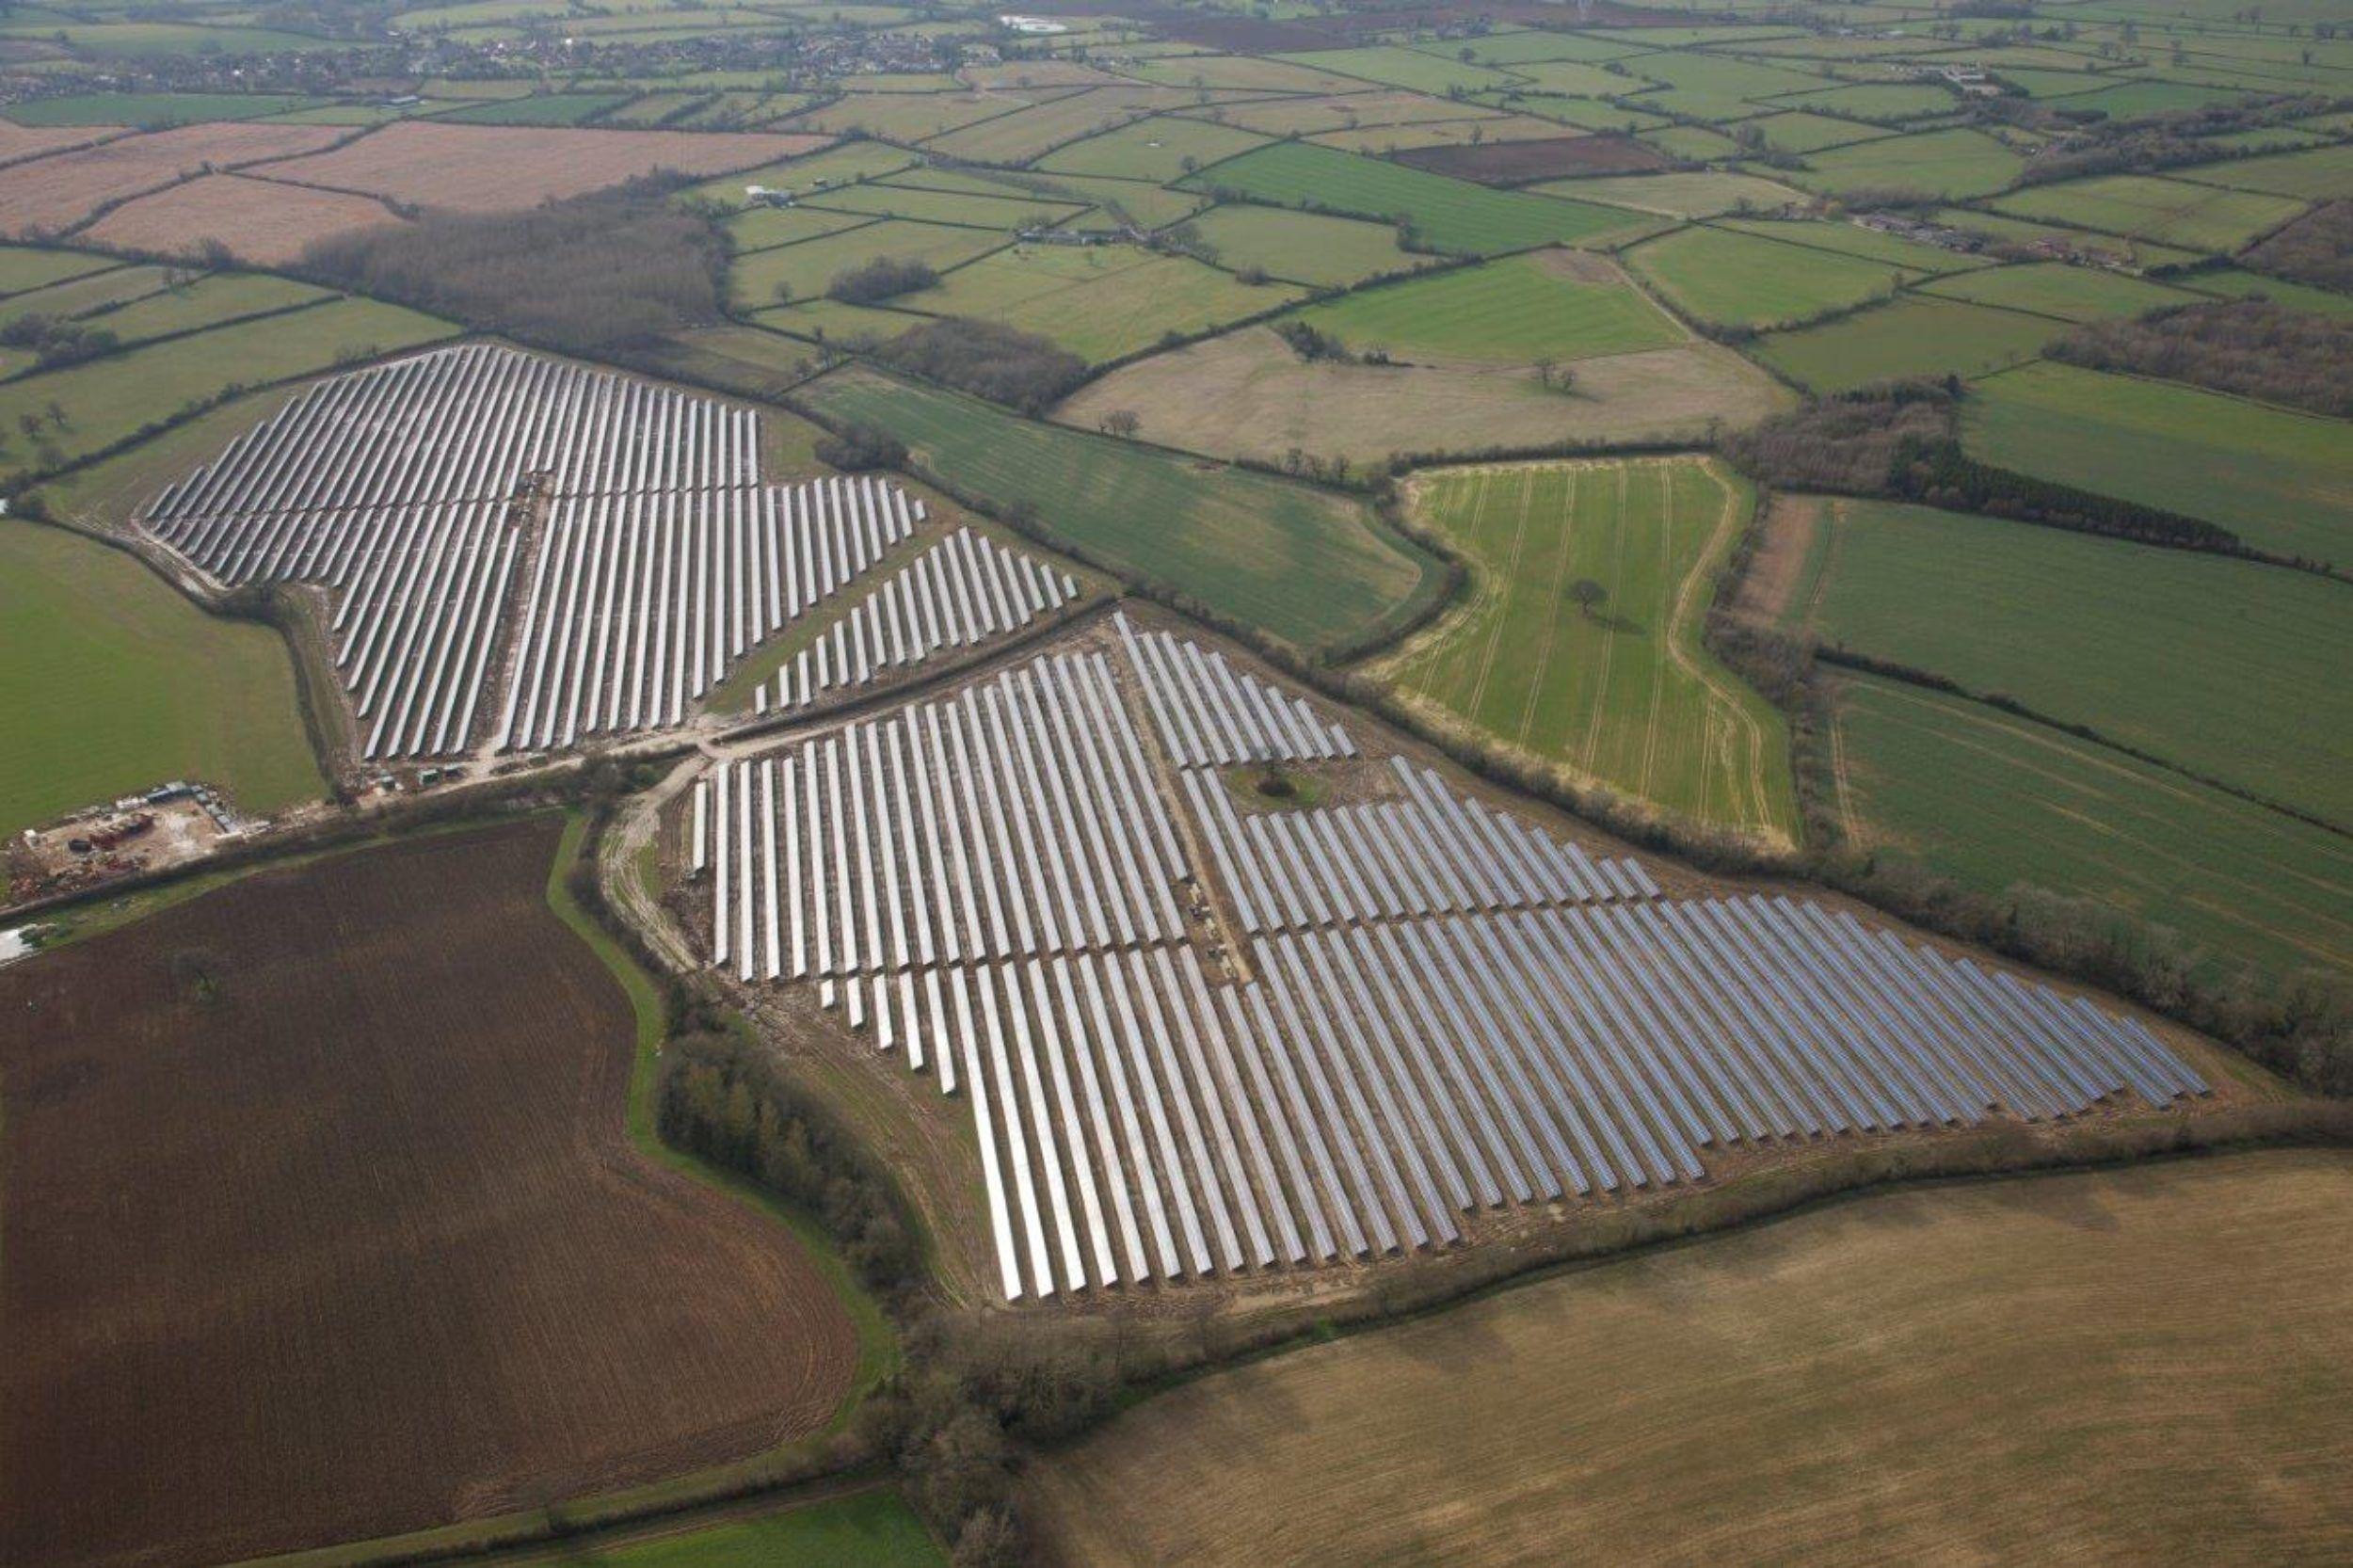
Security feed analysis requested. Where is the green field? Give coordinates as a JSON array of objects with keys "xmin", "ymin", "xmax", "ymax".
[
  {"xmin": 1991, "ymin": 174, "xmax": 2309, "ymax": 252},
  {"xmin": 1928, "ymin": 207, "xmax": 2204, "ymax": 269},
  {"xmin": 435, "ymin": 92, "xmax": 632, "ymax": 125},
  {"xmin": 0, "ymin": 297, "xmax": 454, "ymax": 474},
  {"xmin": 0, "ymin": 263, "xmax": 172, "ymax": 332},
  {"xmin": 1386, "ymin": 456, "xmax": 1795, "ymax": 839},
  {"xmin": 1179, "ymin": 140, "xmax": 1642, "ymax": 255},
  {"xmin": 1789, "ymin": 497, "xmax": 2353, "ymax": 826},
  {"xmin": 1715, "ymin": 216, "xmax": 1999, "ymax": 274},
  {"xmin": 1740, "ymin": 110, "xmax": 1893, "ymax": 152},
  {"xmin": 1752, "ymin": 296, "xmax": 2058, "ymax": 392},
  {"xmin": 1172, "ymin": 203, "xmax": 1422, "ymax": 287},
  {"xmin": 902, "ymin": 243, "xmax": 1299, "ymax": 362},
  {"xmin": 2181, "ymin": 265, "xmax": 2353, "ymax": 320},
  {"xmin": 0, "ymin": 247, "xmax": 120, "ymax": 296},
  {"xmin": 727, "ymin": 204, "xmax": 874, "ymax": 253},
  {"xmin": 1037, "ymin": 114, "xmax": 1270, "ymax": 182},
  {"xmin": 799, "ymin": 363, "xmax": 1443, "ymax": 653},
  {"xmin": 1787, "ymin": 126, "xmax": 2027, "ymax": 199},
  {"xmin": 5, "ymin": 90, "xmax": 321, "ymax": 126},
  {"xmin": 1285, "ymin": 250, "xmax": 1684, "ymax": 366},
  {"xmin": 1625, "ymin": 224, "xmax": 1910, "ymax": 330},
  {"xmin": 1962, "ymin": 360, "xmax": 2353, "ymax": 564},
  {"xmin": 567, "ymin": 1487, "xmax": 945, "ymax": 1566},
  {"xmin": 0, "ymin": 519, "xmax": 321, "ymax": 837},
  {"xmin": 1773, "ymin": 81, "xmax": 1961, "ymax": 121},
  {"xmin": 728, "ymin": 220, "xmax": 1007, "ymax": 311},
  {"xmin": 807, "ymin": 181, "xmax": 1085, "ymax": 230},
  {"xmin": 2190, "ymin": 142, "xmax": 2353, "ymax": 201},
  {"xmin": 1917, "ymin": 261, "xmax": 2206, "ymax": 322},
  {"xmin": 1544, "ymin": 170, "xmax": 1807, "ymax": 219},
  {"xmin": 1831, "ymin": 671, "xmax": 2353, "ymax": 983},
  {"xmin": 1032, "ymin": 1151, "xmax": 2353, "ymax": 1566},
  {"xmin": 71, "ymin": 271, "xmax": 328, "ymax": 344}
]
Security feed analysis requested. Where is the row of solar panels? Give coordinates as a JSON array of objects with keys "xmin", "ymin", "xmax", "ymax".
[
  {"xmin": 828, "ymin": 897, "xmax": 2201, "ymax": 1302},
  {"xmin": 697, "ymin": 651, "xmax": 1190, "ymax": 1001},
  {"xmin": 1117, "ymin": 612, "xmax": 1354, "ymax": 768},
  {"xmin": 1184, "ymin": 756, "xmax": 1657, "ymax": 933},
  {"xmin": 694, "ymin": 627, "xmax": 2209, "ymax": 1300},
  {"xmin": 493, "ymin": 476, "xmax": 918, "ymax": 753},
  {"xmin": 147, "ymin": 343, "xmax": 760, "ymax": 527},
  {"xmin": 765, "ymin": 528, "xmax": 1076, "ymax": 713}
]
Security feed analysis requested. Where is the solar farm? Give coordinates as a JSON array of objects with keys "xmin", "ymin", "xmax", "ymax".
[
  {"xmin": 135, "ymin": 344, "xmax": 1028, "ymax": 760},
  {"xmin": 686, "ymin": 613, "xmax": 2205, "ymax": 1302}
]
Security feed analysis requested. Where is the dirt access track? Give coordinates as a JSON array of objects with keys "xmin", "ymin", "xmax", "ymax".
[{"xmin": 0, "ymin": 819, "xmax": 856, "ymax": 1568}]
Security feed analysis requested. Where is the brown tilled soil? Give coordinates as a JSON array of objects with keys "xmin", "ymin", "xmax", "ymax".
[
  {"xmin": 260, "ymin": 121, "xmax": 832, "ymax": 212},
  {"xmin": 0, "ymin": 121, "xmax": 344, "ymax": 234},
  {"xmin": 0, "ymin": 820, "xmax": 857, "ymax": 1568},
  {"xmin": 86, "ymin": 171, "xmax": 405, "ymax": 264},
  {"xmin": 1393, "ymin": 134, "xmax": 1673, "ymax": 185}
]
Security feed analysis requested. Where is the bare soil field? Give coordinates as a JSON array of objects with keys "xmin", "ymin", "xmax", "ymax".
[
  {"xmin": 1056, "ymin": 326, "xmax": 1789, "ymax": 466},
  {"xmin": 0, "ymin": 120, "xmax": 125, "ymax": 167},
  {"xmin": 86, "ymin": 171, "xmax": 402, "ymax": 264},
  {"xmin": 0, "ymin": 121, "xmax": 344, "ymax": 234},
  {"xmin": 0, "ymin": 820, "xmax": 857, "ymax": 1568},
  {"xmin": 1395, "ymin": 133, "xmax": 1672, "ymax": 184},
  {"xmin": 261, "ymin": 121, "xmax": 831, "ymax": 212},
  {"xmin": 1031, "ymin": 1149, "xmax": 2353, "ymax": 1566}
]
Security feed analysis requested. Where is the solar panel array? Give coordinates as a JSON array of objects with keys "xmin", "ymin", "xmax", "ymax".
[
  {"xmin": 697, "ymin": 628, "xmax": 2212, "ymax": 1300},
  {"xmin": 1117, "ymin": 614, "xmax": 1355, "ymax": 766},
  {"xmin": 142, "ymin": 344, "xmax": 922, "ymax": 759},
  {"xmin": 768, "ymin": 527, "xmax": 1079, "ymax": 713}
]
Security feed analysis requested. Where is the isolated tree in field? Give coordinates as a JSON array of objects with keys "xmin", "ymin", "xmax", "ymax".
[
  {"xmin": 17, "ymin": 412, "xmax": 39, "ymax": 441},
  {"xmin": 1568, "ymin": 577, "xmax": 1609, "ymax": 619},
  {"xmin": 1099, "ymin": 408, "xmax": 1141, "ymax": 437},
  {"xmin": 772, "ymin": 280, "xmax": 793, "ymax": 305}
]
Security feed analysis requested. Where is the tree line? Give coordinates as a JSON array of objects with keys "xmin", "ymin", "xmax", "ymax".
[{"xmin": 2048, "ymin": 296, "xmax": 2353, "ymax": 419}]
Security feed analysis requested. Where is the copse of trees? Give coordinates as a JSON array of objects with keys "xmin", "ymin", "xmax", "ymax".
[
  {"xmin": 813, "ymin": 421, "xmax": 907, "ymax": 472},
  {"xmin": 824, "ymin": 255, "xmax": 939, "ymax": 305},
  {"xmin": 871, "ymin": 317, "xmax": 1086, "ymax": 414},
  {"xmin": 2047, "ymin": 297, "xmax": 2353, "ymax": 419},
  {"xmin": 0, "ymin": 312, "xmax": 119, "ymax": 370},
  {"xmin": 657, "ymin": 1030, "xmax": 919, "ymax": 1296},
  {"xmin": 2244, "ymin": 199, "xmax": 2353, "ymax": 293},
  {"xmin": 1720, "ymin": 379, "xmax": 1959, "ymax": 494},
  {"xmin": 298, "ymin": 173, "xmax": 725, "ymax": 355}
]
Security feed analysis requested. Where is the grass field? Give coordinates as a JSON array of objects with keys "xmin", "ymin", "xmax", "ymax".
[
  {"xmin": 1037, "ymin": 114, "xmax": 1270, "ymax": 182},
  {"xmin": 1715, "ymin": 216, "xmax": 2000, "ymax": 274},
  {"xmin": 0, "ymin": 245, "xmax": 118, "ymax": 295},
  {"xmin": 1031, "ymin": 1150, "xmax": 2353, "ymax": 1566},
  {"xmin": 0, "ymin": 519, "xmax": 320, "ymax": 836},
  {"xmin": 67, "ymin": 270, "xmax": 327, "ymax": 344},
  {"xmin": 801, "ymin": 363, "xmax": 1443, "ymax": 653},
  {"xmin": 2181, "ymin": 141, "xmax": 2353, "ymax": 200},
  {"xmin": 727, "ymin": 203, "xmax": 873, "ymax": 253},
  {"xmin": 1056, "ymin": 329, "xmax": 1786, "ymax": 468},
  {"xmin": 1752, "ymin": 295, "xmax": 2060, "ymax": 391},
  {"xmin": 900, "ymin": 243, "xmax": 1299, "ymax": 361},
  {"xmin": 1385, "ymin": 456, "xmax": 1795, "ymax": 838},
  {"xmin": 728, "ymin": 220, "xmax": 1006, "ymax": 311},
  {"xmin": 1990, "ymin": 173, "xmax": 2309, "ymax": 252},
  {"xmin": 807, "ymin": 180, "xmax": 1085, "ymax": 230},
  {"xmin": 1541, "ymin": 169, "xmax": 1805, "ymax": 218},
  {"xmin": 1788, "ymin": 497, "xmax": 2353, "ymax": 827},
  {"xmin": 1170, "ymin": 203, "xmax": 1423, "ymax": 286},
  {"xmin": 1785, "ymin": 126, "xmax": 2027, "ymax": 199},
  {"xmin": 1916, "ymin": 260, "xmax": 2206, "ymax": 321},
  {"xmin": 1625, "ymin": 224, "xmax": 1911, "ymax": 330},
  {"xmin": 1829, "ymin": 672, "xmax": 2353, "ymax": 983},
  {"xmin": 0, "ymin": 296, "xmax": 455, "ymax": 472},
  {"xmin": 1284, "ymin": 250, "xmax": 1685, "ymax": 365},
  {"xmin": 436, "ymin": 92, "xmax": 632, "ymax": 125},
  {"xmin": 1179, "ymin": 140, "xmax": 1643, "ymax": 254},
  {"xmin": 568, "ymin": 1487, "xmax": 944, "ymax": 1566},
  {"xmin": 1961, "ymin": 360, "xmax": 2353, "ymax": 564},
  {"xmin": 4, "ymin": 90, "xmax": 320, "ymax": 125}
]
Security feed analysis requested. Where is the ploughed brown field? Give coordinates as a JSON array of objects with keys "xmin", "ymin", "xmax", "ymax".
[
  {"xmin": 258, "ymin": 121, "xmax": 832, "ymax": 212},
  {"xmin": 0, "ymin": 820, "xmax": 856, "ymax": 1568},
  {"xmin": 1393, "ymin": 133, "xmax": 1673, "ymax": 184},
  {"xmin": 87, "ymin": 171, "xmax": 404, "ymax": 264},
  {"xmin": 0, "ymin": 121, "xmax": 344, "ymax": 234}
]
